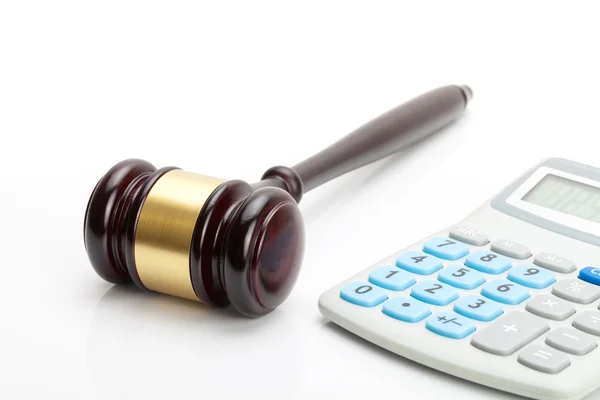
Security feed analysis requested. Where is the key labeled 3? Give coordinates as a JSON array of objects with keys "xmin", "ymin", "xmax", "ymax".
[{"xmin": 454, "ymin": 295, "xmax": 503, "ymax": 321}]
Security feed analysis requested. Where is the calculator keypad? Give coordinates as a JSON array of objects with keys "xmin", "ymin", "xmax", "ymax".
[
  {"xmin": 545, "ymin": 327, "xmax": 597, "ymax": 355},
  {"xmin": 579, "ymin": 266, "xmax": 600, "ymax": 286},
  {"xmin": 552, "ymin": 279, "xmax": 600, "ymax": 304},
  {"xmin": 449, "ymin": 226, "xmax": 489, "ymax": 246},
  {"xmin": 339, "ymin": 282, "xmax": 388, "ymax": 307},
  {"xmin": 437, "ymin": 265, "xmax": 486, "ymax": 290},
  {"xmin": 426, "ymin": 312, "xmax": 476, "ymax": 339},
  {"xmin": 454, "ymin": 295, "xmax": 503, "ymax": 322},
  {"xmin": 525, "ymin": 294, "xmax": 575, "ymax": 321},
  {"xmin": 471, "ymin": 312, "xmax": 549, "ymax": 356},
  {"xmin": 490, "ymin": 239, "xmax": 532, "ymax": 260},
  {"xmin": 411, "ymin": 281, "xmax": 459, "ymax": 306},
  {"xmin": 572, "ymin": 311, "xmax": 600, "ymax": 336},
  {"xmin": 396, "ymin": 251, "xmax": 443, "ymax": 275},
  {"xmin": 507, "ymin": 264, "xmax": 556, "ymax": 289},
  {"xmin": 382, "ymin": 297, "xmax": 431, "ymax": 323},
  {"xmin": 423, "ymin": 237, "xmax": 469, "ymax": 260},
  {"xmin": 368, "ymin": 266, "xmax": 415, "ymax": 291},
  {"xmin": 533, "ymin": 252, "xmax": 576, "ymax": 273},
  {"xmin": 518, "ymin": 345, "xmax": 571, "ymax": 374},
  {"xmin": 465, "ymin": 251, "xmax": 512, "ymax": 274},
  {"xmin": 481, "ymin": 279, "xmax": 530, "ymax": 305},
  {"xmin": 335, "ymin": 225, "xmax": 600, "ymax": 376}
]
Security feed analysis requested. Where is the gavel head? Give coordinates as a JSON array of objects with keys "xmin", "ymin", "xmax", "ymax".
[{"xmin": 83, "ymin": 159, "xmax": 305, "ymax": 317}]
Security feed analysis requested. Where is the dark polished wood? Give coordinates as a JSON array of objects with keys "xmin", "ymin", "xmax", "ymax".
[
  {"xmin": 83, "ymin": 84, "xmax": 471, "ymax": 317},
  {"xmin": 292, "ymin": 85, "xmax": 470, "ymax": 192},
  {"xmin": 190, "ymin": 180, "xmax": 253, "ymax": 307},
  {"xmin": 222, "ymin": 186, "xmax": 304, "ymax": 317},
  {"xmin": 84, "ymin": 159, "xmax": 175, "ymax": 286}
]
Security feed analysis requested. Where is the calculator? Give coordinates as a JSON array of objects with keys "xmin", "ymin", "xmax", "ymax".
[{"xmin": 318, "ymin": 158, "xmax": 600, "ymax": 400}]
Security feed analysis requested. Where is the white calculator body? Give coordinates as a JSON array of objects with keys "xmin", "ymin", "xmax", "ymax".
[{"xmin": 318, "ymin": 158, "xmax": 600, "ymax": 400}]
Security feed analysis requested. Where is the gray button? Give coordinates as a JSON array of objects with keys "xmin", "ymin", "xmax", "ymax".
[
  {"xmin": 525, "ymin": 294, "xmax": 576, "ymax": 321},
  {"xmin": 573, "ymin": 310, "xmax": 600, "ymax": 336},
  {"xmin": 490, "ymin": 239, "xmax": 532, "ymax": 259},
  {"xmin": 546, "ymin": 327, "xmax": 597, "ymax": 355},
  {"xmin": 552, "ymin": 279, "xmax": 600, "ymax": 304},
  {"xmin": 534, "ymin": 253, "xmax": 576, "ymax": 273},
  {"xmin": 518, "ymin": 345, "xmax": 570, "ymax": 374},
  {"xmin": 449, "ymin": 226, "xmax": 489, "ymax": 246},
  {"xmin": 471, "ymin": 311, "xmax": 549, "ymax": 356}
]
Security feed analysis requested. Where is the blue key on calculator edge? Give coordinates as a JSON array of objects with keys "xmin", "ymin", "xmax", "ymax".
[
  {"xmin": 579, "ymin": 267, "xmax": 600, "ymax": 286},
  {"xmin": 423, "ymin": 237, "xmax": 470, "ymax": 260},
  {"xmin": 481, "ymin": 279, "xmax": 530, "ymax": 305},
  {"xmin": 396, "ymin": 251, "xmax": 443, "ymax": 275},
  {"xmin": 454, "ymin": 295, "xmax": 503, "ymax": 321},
  {"xmin": 340, "ymin": 282, "xmax": 388, "ymax": 307},
  {"xmin": 411, "ymin": 280, "xmax": 459, "ymax": 306},
  {"xmin": 382, "ymin": 297, "xmax": 431, "ymax": 322},
  {"xmin": 438, "ymin": 264, "xmax": 486, "ymax": 289},
  {"xmin": 508, "ymin": 264, "xmax": 556, "ymax": 289},
  {"xmin": 369, "ymin": 266, "xmax": 416, "ymax": 291},
  {"xmin": 465, "ymin": 251, "xmax": 512, "ymax": 274},
  {"xmin": 426, "ymin": 312, "xmax": 476, "ymax": 339}
]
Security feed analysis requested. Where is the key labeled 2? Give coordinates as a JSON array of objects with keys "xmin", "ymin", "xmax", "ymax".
[{"xmin": 411, "ymin": 280, "xmax": 459, "ymax": 306}]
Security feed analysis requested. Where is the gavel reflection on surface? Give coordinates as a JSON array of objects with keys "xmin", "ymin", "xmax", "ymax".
[{"xmin": 84, "ymin": 85, "xmax": 472, "ymax": 317}]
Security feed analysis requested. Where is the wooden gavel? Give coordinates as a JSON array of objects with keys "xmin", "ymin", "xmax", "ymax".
[{"xmin": 83, "ymin": 85, "xmax": 472, "ymax": 317}]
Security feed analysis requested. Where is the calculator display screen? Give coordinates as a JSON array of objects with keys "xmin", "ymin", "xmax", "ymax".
[{"xmin": 522, "ymin": 174, "xmax": 600, "ymax": 223}]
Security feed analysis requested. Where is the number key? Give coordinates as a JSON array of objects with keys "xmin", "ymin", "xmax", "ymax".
[
  {"xmin": 396, "ymin": 251, "xmax": 443, "ymax": 275},
  {"xmin": 438, "ymin": 264, "xmax": 486, "ymax": 289},
  {"xmin": 339, "ymin": 282, "xmax": 388, "ymax": 307},
  {"xmin": 508, "ymin": 264, "xmax": 555, "ymax": 289},
  {"xmin": 454, "ymin": 295, "xmax": 503, "ymax": 321},
  {"xmin": 423, "ymin": 237, "xmax": 470, "ymax": 260},
  {"xmin": 465, "ymin": 251, "xmax": 512, "ymax": 274},
  {"xmin": 411, "ymin": 280, "xmax": 459, "ymax": 306},
  {"xmin": 368, "ymin": 266, "xmax": 416, "ymax": 291},
  {"xmin": 481, "ymin": 279, "xmax": 530, "ymax": 305}
]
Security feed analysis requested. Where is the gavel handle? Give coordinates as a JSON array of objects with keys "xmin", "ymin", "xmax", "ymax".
[{"xmin": 292, "ymin": 85, "xmax": 472, "ymax": 193}]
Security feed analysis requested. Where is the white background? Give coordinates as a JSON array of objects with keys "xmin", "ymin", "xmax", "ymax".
[{"xmin": 1, "ymin": 1, "xmax": 600, "ymax": 399}]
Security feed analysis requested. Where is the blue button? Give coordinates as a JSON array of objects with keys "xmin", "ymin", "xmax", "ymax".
[
  {"xmin": 423, "ymin": 237, "xmax": 470, "ymax": 260},
  {"xmin": 339, "ymin": 282, "xmax": 388, "ymax": 307},
  {"xmin": 579, "ymin": 267, "xmax": 600, "ymax": 286},
  {"xmin": 454, "ymin": 295, "xmax": 503, "ymax": 322},
  {"xmin": 411, "ymin": 280, "xmax": 459, "ymax": 306},
  {"xmin": 465, "ymin": 251, "xmax": 512, "ymax": 274},
  {"xmin": 438, "ymin": 264, "xmax": 486, "ymax": 289},
  {"xmin": 426, "ymin": 312, "xmax": 476, "ymax": 339},
  {"xmin": 382, "ymin": 297, "xmax": 431, "ymax": 322},
  {"xmin": 368, "ymin": 266, "xmax": 416, "ymax": 291},
  {"xmin": 396, "ymin": 251, "xmax": 443, "ymax": 275},
  {"xmin": 481, "ymin": 279, "xmax": 530, "ymax": 305},
  {"xmin": 508, "ymin": 264, "xmax": 556, "ymax": 289}
]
